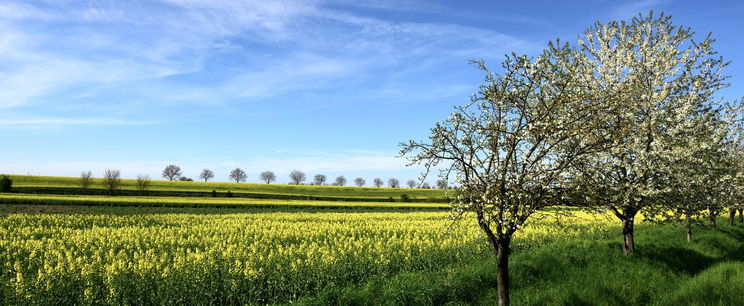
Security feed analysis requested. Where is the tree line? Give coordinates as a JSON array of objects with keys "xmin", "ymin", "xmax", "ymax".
[{"xmin": 70, "ymin": 165, "xmax": 452, "ymax": 193}]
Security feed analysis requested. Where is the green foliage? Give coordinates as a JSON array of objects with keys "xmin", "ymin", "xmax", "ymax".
[{"xmin": 0, "ymin": 175, "xmax": 11, "ymax": 192}]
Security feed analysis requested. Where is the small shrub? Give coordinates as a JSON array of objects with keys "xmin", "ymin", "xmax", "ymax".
[
  {"xmin": 211, "ymin": 190, "xmax": 217, "ymax": 197},
  {"xmin": 136, "ymin": 175, "xmax": 151, "ymax": 191},
  {"xmin": 227, "ymin": 190, "xmax": 233, "ymax": 198},
  {"xmin": 400, "ymin": 194, "xmax": 410, "ymax": 202},
  {"xmin": 0, "ymin": 175, "xmax": 12, "ymax": 192},
  {"xmin": 102, "ymin": 169, "xmax": 121, "ymax": 195},
  {"xmin": 179, "ymin": 177, "xmax": 194, "ymax": 182},
  {"xmin": 79, "ymin": 171, "xmax": 93, "ymax": 189}
]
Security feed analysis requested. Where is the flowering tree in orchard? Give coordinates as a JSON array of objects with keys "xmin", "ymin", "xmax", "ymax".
[
  {"xmin": 724, "ymin": 116, "xmax": 744, "ymax": 225},
  {"xmin": 653, "ymin": 134, "xmax": 734, "ymax": 241},
  {"xmin": 574, "ymin": 12, "xmax": 729, "ymax": 254},
  {"xmin": 400, "ymin": 41, "xmax": 610, "ymax": 305}
]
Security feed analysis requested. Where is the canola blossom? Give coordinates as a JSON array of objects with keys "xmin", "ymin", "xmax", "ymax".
[{"xmin": 0, "ymin": 209, "xmax": 617, "ymax": 304}]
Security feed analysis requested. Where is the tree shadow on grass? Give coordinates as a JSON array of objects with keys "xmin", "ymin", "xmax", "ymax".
[
  {"xmin": 718, "ymin": 227, "xmax": 744, "ymax": 241},
  {"xmin": 638, "ymin": 247, "xmax": 714, "ymax": 275},
  {"xmin": 723, "ymin": 245, "xmax": 744, "ymax": 262}
]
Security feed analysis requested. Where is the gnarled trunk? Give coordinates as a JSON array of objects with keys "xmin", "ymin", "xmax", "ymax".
[
  {"xmin": 739, "ymin": 209, "xmax": 743, "ymax": 223},
  {"xmin": 686, "ymin": 215, "xmax": 693, "ymax": 242},
  {"xmin": 496, "ymin": 237, "xmax": 511, "ymax": 306},
  {"xmin": 709, "ymin": 214, "xmax": 717, "ymax": 230},
  {"xmin": 622, "ymin": 217, "xmax": 635, "ymax": 254}
]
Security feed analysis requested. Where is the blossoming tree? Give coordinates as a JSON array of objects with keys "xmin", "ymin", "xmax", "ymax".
[
  {"xmin": 574, "ymin": 12, "xmax": 729, "ymax": 254},
  {"xmin": 400, "ymin": 41, "xmax": 609, "ymax": 305}
]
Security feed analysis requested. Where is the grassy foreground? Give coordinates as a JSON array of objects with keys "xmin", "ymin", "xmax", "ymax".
[{"xmin": 295, "ymin": 221, "xmax": 744, "ymax": 306}]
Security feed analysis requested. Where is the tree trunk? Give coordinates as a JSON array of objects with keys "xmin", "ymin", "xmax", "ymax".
[
  {"xmin": 622, "ymin": 217, "xmax": 635, "ymax": 254},
  {"xmin": 730, "ymin": 208, "xmax": 737, "ymax": 226},
  {"xmin": 496, "ymin": 237, "xmax": 511, "ymax": 306},
  {"xmin": 739, "ymin": 209, "xmax": 743, "ymax": 223},
  {"xmin": 710, "ymin": 214, "xmax": 717, "ymax": 230},
  {"xmin": 686, "ymin": 215, "xmax": 692, "ymax": 242}
]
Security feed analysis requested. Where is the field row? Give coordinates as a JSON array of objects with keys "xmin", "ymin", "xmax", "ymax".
[
  {"xmin": 0, "ymin": 193, "xmax": 449, "ymax": 210},
  {"xmin": 0, "ymin": 210, "xmax": 617, "ymax": 305},
  {"xmin": 7, "ymin": 175, "xmax": 447, "ymax": 201}
]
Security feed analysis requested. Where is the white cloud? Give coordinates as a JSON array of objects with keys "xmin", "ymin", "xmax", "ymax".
[{"xmin": 0, "ymin": 0, "xmax": 538, "ymax": 120}]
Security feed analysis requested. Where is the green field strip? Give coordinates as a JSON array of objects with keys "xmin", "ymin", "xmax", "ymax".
[
  {"xmin": 6, "ymin": 175, "xmax": 450, "ymax": 200},
  {"xmin": 0, "ymin": 193, "xmax": 450, "ymax": 210}
]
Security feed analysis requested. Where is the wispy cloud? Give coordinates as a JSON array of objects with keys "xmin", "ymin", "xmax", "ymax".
[
  {"xmin": 0, "ymin": 0, "xmax": 536, "ymax": 110},
  {"xmin": 0, "ymin": 117, "xmax": 162, "ymax": 129}
]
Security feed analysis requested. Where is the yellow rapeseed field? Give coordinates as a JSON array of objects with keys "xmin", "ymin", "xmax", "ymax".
[{"xmin": 0, "ymin": 209, "xmax": 618, "ymax": 304}]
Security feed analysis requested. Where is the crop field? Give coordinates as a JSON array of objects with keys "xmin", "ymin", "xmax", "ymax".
[
  {"xmin": 7, "ymin": 175, "xmax": 447, "ymax": 201},
  {"xmin": 1, "ymin": 175, "xmax": 743, "ymax": 305},
  {"xmin": 0, "ymin": 205, "xmax": 617, "ymax": 305}
]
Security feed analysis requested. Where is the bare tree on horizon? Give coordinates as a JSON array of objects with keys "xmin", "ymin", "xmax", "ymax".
[
  {"xmin": 388, "ymin": 178, "xmax": 399, "ymax": 188},
  {"xmin": 313, "ymin": 174, "xmax": 327, "ymax": 185},
  {"xmin": 136, "ymin": 174, "xmax": 151, "ymax": 191},
  {"xmin": 200, "ymin": 169, "xmax": 214, "ymax": 182},
  {"xmin": 290, "ymin": 170, "xmax": 306, "ymax": 185},
  {"xmin": 373, "ymin": 178, "xmax": 383, "ymax": 187},
  {"xmin": 162, "ymin": 164, "xmax": 182, "ymax": 181},
  {"xmin": 406, "ymin": 179, "xmax": 416, "ymax": 188},
  {"xmin": 334, "ymin": 175, "xmax": 347, "ymax": 186},
  {"xmin": 229, "ymin": 168, "xmax": 247, "ymax": 183},
  {"xmin": 79, "ymin": 171, "xmax": 93, "ymax": 189},
  {"xmin": 260, "ymin": 171, "xmax": 276, "ymax": 184},
  {"xmin": 102, "ymin": 169, "xmax": 121, "ymax": 195}
]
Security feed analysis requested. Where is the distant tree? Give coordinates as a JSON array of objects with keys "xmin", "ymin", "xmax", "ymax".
[
  {"xmin": 313, "ymin": 174, "xmax": 327, "ymax": 185},
  {"xmin": 179, "ymin": 177, "xmax": 194, "ymax": 181},
  {"xmin": 334, "ymin": 175, "xmax": 347, "ymax": 186},
  {"xmin": 406, "ymin": 180, "xmax": 416, "ymax": 188},
  {"xmin": 373, "ymin": 178, "xmax": 384, "ymax": 187},
  {"xmin": 0, "ymin": 175, "xmax": 12, "ymax": 192},
  {"xmin": 388, "ymin": 178, "xmax": 399, "ymax": 188},
  {"xmin": 421, "ymin": 182, "xmax": 431, "ymax": 189},
  {"xmin": 436, "ymin": 179, "xmax": 448, "ymax": 189},
  {"xmin": 354, "ymin": 177, "xmax": 366, "ymax": 187},
  {"xmin": 79, "ymin": 171, "xmax": 93, "ymax": 189},
  {"xmin": 229, "ymin": 168, "xmax": 247, "ymax": 183},
  {"xmin": 162, "ymin": 164, "xmax": 182, "ymax": 181},
  {"xmin": 199, "ymin": 169, "xmax": 214, "ymax": 182},
  {"xmin": 260, "ymin": 171, "xmax": 276, "ymax": 184},
  {"xmin": 102, "ymin": 169, "xmax": 121, "ymax": 195},
  {"xmin": 136, "ymin": 174, "xmax": 151, "ymax": 191},
  {"xmin": 290, "ymin": 170, "xmax": 306, "ymax": 185}
]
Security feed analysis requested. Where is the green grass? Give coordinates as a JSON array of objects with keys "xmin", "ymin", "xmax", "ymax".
[
  {"xmin": 5, "ymin": 175, "xmax": 449, "ymax": 201},
  {"xmin": 0, "ymin": 193, "xmax": 448, "ymax": 210},
  {"xmin": 293, "ymin": 221, "xmax": 744, "ymax": 305}
]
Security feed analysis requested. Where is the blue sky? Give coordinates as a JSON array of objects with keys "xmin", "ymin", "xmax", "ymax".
[{"xmin": 1, "ymin": 0, "xmax": 743, "ymax": 184}]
